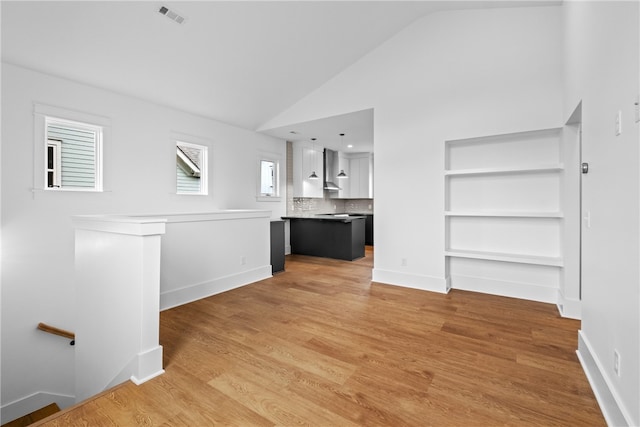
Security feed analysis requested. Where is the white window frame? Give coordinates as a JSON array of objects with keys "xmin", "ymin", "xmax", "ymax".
[
  {"xmin": 256, "ymin": 152, "xmax": 282, "ymax": 202},
  {"xmin": 34, "ymin": 103, "xmax": 109, "ymax": 193},
  {"xmin": 175, "ymin": 139, "xmax": 209, "ymax": 196},
  {"xmin": 43, "ymin": 116, "xmax": 103, "ymax": 191}
]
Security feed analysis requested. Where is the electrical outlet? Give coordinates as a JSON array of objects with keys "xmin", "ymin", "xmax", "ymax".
[
  {"xmin": 613, "ymin": 350, "xmax": 621, "ymax": 377},
  {"xmin": 241, "ymin": 256, "xmax": 246, "ymax": 265},
  {"xmin": 635, "ymin": 95, "xmax": 640, "ymax": 123},
  {"xmin": 615, "ymin": 110, "xmax": 622, "ymax": 136},
  {"xmin": 401, "ymin": 258, "xmax": 408, "ymax": 267}
]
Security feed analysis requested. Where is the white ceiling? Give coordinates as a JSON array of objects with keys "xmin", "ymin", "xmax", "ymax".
[
  {"xmin": 261, "ymin": 108, "xmax": 375, "ymax": 153},
  {"xmin": 2, "ymin": 1, "xmax": 560, "ymax": 151}
]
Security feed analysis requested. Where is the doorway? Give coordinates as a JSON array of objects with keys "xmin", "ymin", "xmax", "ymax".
[{"xmin": 559, "ymin": 102, "xmax": 582, "ymax": 319}]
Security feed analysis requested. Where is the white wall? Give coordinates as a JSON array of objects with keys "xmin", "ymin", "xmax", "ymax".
[
  {"xmin": 158, "ymin": 211, "xmax": 272, "ymax": 310},
  {"xmin": 0, "ymin": 63, "xmax": 286, "ymax": 415},
  {"xmin": 563, "ymin": 2, "xmax": 639, "ymax": 425},
  {"xmin": 261, "ymin": 6, "xmax": 563, "ymax": 292}
]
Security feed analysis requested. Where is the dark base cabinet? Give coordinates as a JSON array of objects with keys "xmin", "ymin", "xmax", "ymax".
[
  {"xmin": 345, "ymin": 214, "xmax": 373, "ymax": 245},
  {"xmin": 288, "ymin": 217, "xmax": 365, "ymax": 261},
  {"xmin": 270, "ymin": 220, "xmax": 285, "ymax": 274},
  {"xmin": 363, "ymin": 214, "xmax": 373, "ymax": 246}
]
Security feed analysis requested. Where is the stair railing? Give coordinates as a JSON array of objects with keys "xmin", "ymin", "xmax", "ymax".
[{"xmin": 37, "ymin": 322, "xmax": 75, "ymax": 345}]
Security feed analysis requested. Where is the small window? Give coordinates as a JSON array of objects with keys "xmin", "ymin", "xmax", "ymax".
[
  {"xmin": 45, "ymin": 117, "xmax": 103, "ymax": 191},
  {"xmin": 176, "ymin": 141, "xmax": 207, "ymax": 195},
  {"xmin": 260, "ymin": 160, "xmax": 276, "ymax": 196},
  {"xmin": 257, "ymin": 154, "xmax": 281, "ymax": 201}
]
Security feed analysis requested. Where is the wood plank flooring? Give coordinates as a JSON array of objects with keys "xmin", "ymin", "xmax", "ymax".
[
  {"xmin": 35, "ymin": 247, "xmax": 605, "ymax": 426},
  {"xmin": 2, "ymin": 403, "xmax": 60, "ymax": 427}
]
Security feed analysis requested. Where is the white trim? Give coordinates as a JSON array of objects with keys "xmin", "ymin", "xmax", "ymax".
[
  {"xmin": 0, "ymin": 391, "xmax": 75, "ymax": 425},
  {"xmin": 160, "ymin": 265, "xmax": 272, "ymax": 310},
  {"xmin": 33, "ymin": 103, "xmax": 109, "ymax": 193},
  {"xmin": 556, "ymin": 290, "xmax": 581, "ymax": 320},
  {"xmin": 139, "ymin": 210, "xmax": 271, "ymax": 223},
  {"xmin": 449, "ymin": 274, "xmax": 557, "ymax": 304},
  {"xmin": 129, "ymin": 346, "xmax": 165, "ymax": 386},
  {"xmin": 371, "ymin": 269, "xmax": 449, "ymax": 293},
  {"xmin": 34, "ymin": 102, "xmax": 111, "ymax": 127},
  {"xmin": 130, "ymin": 369, "xmax": 166, "ymax": 386},
  {"xmin": 577, "ymin": 331, "xmax": 633, "ymax": 426},
  {"xmin": 72, "ymin": 215, "xmax": 167, "ymax": 236}
]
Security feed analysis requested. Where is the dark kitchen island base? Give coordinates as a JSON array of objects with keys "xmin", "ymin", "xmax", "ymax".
[{"xmin": 284, "ymin": 216, "xmax": 365, "ymax": 261}]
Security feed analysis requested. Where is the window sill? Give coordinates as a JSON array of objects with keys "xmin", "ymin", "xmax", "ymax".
[
  {"xmin": 33, "ymin": 187, "xmax": 105, "ymax": 193},
  {"xmin": 256, "ymin": 196, "xmax": 282, "ymax": 202}
]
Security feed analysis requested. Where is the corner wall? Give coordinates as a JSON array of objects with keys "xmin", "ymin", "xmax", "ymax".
[{"xmin": 563, "ymin": 2, "xmax": 640, "ymax": 425}]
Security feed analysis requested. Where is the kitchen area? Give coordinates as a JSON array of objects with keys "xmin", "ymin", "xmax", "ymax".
[{"xmin": 268, "ymin": 109, "xmax": 374, "ymax": 264}]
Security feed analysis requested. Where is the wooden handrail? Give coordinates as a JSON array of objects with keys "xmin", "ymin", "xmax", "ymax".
[{"xmin": 38, "ymin": 322, "xmax": 75, "ymax": 345}]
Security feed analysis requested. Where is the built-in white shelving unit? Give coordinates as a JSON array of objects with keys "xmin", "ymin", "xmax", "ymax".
[{"xmin": 444, "ymin": 128, "xmax": 564, "ymax": 303}]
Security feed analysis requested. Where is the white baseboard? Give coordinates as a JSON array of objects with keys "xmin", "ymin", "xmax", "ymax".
[
  {"xmin": 104, "ymin": 346, "xmax": 165, "ymax": 390},
  {"xmin": 372, "ymin": 269, "xmax": 449, "ymax": 293},
  {"xmin": 160, "ymin": 265, "xmax": 272, "ymax": 310},
  {"xmin": 577, "ymin": 331, "xmax": 633, "ymax": 426},
  {"xmin": 556, "ymin": 291, "xmax": 581, "ymax": 319},
  {"xmin": 1, "ymin": 391, "xmax": 75, "ymax": 425},
  {"xmin": 450, "ymin": 274, "xmax": 557, "ymax": 303},
  {"xmin": 130, "ymin": 345, "xmax": 165, "ymax": 385}
]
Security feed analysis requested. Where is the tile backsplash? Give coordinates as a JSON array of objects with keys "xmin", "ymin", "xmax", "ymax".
[
  {"xmin": 343, "ymin": 199, "xmax": 374, "ymax": 214},
  {"xmin": 289, "ymin": 197, "xmax": 373, "ymax": 215}
]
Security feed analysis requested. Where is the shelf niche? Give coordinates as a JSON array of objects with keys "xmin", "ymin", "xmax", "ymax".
[{"xmin": 444, "ymin": 128, "xmax": 564, "ymax": 304}]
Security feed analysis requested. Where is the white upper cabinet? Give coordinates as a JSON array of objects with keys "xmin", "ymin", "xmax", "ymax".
[
  {"xmin": 335, "ymin": 152, "xmax": 373, "ymax": 199},
  {"xmin": 292, "ymin": 141, "xmax": 324, "ymax": 198}
]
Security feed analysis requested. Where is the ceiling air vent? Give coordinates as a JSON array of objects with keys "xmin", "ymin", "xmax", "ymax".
[{"xmin": 158, "ymin": 6, "xmax": 186, "ymax": 24}]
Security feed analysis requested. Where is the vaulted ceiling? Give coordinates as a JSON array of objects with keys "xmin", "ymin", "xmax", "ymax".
[{"xmin": 2, "ymin": 1, "xmax": 559, "ymax": 146}]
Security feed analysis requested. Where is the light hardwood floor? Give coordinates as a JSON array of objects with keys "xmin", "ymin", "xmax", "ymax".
[{"xmin": 35, "ymin": 247, "xmax": 605, "ymax": 426}]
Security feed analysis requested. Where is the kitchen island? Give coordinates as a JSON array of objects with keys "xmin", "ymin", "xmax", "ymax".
[{"xmin": 282, "ymin": 215, "xmax": 366, "ymax": 261}]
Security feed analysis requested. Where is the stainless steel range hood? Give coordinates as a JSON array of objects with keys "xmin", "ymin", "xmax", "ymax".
[{"xmin": 323, "ymin": 149, "xmax": 341, "ymax": 191}]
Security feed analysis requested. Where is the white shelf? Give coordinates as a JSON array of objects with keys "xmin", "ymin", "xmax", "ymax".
[
  {"xmin": 445, "ymin": 211, "xmax": 563, "ymax": 218},
  {"xmin": 444, "ymin": 164, "xmax": 564, "ymax": 177},
  {"xmin": 445, "ymin": 249, "xmax": 563, "ymax": 267}
]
